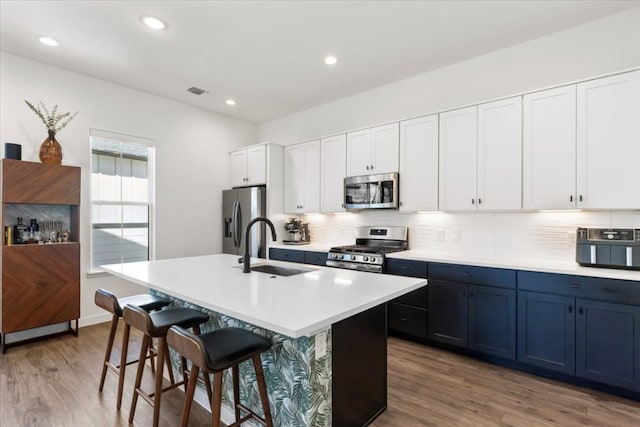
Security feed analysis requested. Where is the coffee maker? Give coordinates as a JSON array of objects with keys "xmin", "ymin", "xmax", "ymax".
[{"xmin": 283, "ymin": 218, "xmax": 310, "ymax": 245}]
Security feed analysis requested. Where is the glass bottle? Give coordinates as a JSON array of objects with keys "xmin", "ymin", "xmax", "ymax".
[
  {"xmin": 30, "ymin": 218, "xmax": 41, "ymax": 242},
  {"xmin": 14, "ymin": 217, "xmax": 27, "ymax": 244}
]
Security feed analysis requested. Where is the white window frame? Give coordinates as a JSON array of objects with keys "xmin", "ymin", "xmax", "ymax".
[{"xmin": 89, "ymin": 128, "xmax": 156, "ymax": 274}]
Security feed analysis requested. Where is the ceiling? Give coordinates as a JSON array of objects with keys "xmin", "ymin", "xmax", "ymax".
[{"xmin": 1, "ymin": 1, "xmax": 638, "ymax": 124}]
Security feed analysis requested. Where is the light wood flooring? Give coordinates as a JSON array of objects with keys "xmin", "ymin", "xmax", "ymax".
[{"xmin": 1, "ymin": 322, "xmax": 638, "ymax": 426}]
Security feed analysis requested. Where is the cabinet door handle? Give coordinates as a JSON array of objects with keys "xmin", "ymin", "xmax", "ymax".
[
  {"xmin": 370, "ymin": 164, "xmax": 374, "ymax": 170},
  {"xmin": 570, "ymin": 195, "xmax": 573, "ymax": 202},
  {"xmin": 568, "ymin": 305, "xmax": 573, "ymax": 313},
  {"xmin": 366, "ymin": 165, "xmax": 370, "ymax": 170},
  {"xmin": 579, "ymin": 195, "xmax": 583, "ymax": 202},
  {"xmin": 464, "ymin": 272, "xmax": 472, "ymax": 277},
  {"xmin": 578, "ymin": 307, "xmax": 583, "ymax": 315},
  {"xmin": 569, "ymin": 283, "xmax": 581, "ymax": 288},
  {"xmin": 471, "ymin": 199, "xmax": 475, "ymax": 205},
  {"xmin": 478, "ymin": 198, "xmax": 482, "ymax": 204},
  {"xmin": 469, "ymin": 291, "xmax": 474, "ymax": 297}
]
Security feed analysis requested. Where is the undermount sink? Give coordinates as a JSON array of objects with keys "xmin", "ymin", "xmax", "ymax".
[{"xmin": 250, "ymin": 264, "xmax": 315, "ymax": 277}]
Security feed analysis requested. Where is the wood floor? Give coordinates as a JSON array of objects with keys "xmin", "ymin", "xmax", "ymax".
[{"xmin": 1, "ymin": 323, "xmax": 639, "ymax": 426}]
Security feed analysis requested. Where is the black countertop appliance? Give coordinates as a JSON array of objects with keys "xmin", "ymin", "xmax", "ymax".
[{"xmin": 576, "ymin": 228, "xmax": 640, "ymax": 270}]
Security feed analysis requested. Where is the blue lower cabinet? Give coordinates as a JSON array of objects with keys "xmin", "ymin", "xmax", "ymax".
[
  {"xmin": 304, "ymin": 251, "xmax": 327, "ymax": 266},
  {"xmin": 428, "ymin": 281, "xmax": 469, "ymax": 348},
  {"xmin": 388, "ymin": 303, "xmax": 428, "ymax": 340},
  {"xmin": 269, "ymin": 248, "xmax": 305, "ymax": 263},
  {"xmin": 469, "ymin": 285, "xmax": 516, "ymax": 360},
  {"xmin": 576, "ymin": 299, "xmax": 640, "ymax": 391},
  {"xmin": 517, "ymin": 291, "xmax": 575, "ymax": 374}
]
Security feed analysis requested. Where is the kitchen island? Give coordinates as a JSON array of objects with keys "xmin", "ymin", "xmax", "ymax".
[{"xmin": 102, "ymin": 254, "xmax": 427, "ymax": 427}]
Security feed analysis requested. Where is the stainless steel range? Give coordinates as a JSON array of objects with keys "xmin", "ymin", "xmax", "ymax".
[{"xmin": 327, "ymin": 226, "xmax": 408, "ymax": 273}]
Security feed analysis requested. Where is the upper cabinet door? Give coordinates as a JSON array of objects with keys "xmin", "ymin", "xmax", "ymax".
[
  {"xmin": 439, "ymin": 106, "xmax": 478, "ymax": 211},
  {"xmin": 399, "ymin": 115, "xmax": 438, "ymax": 212},
  {"xmin": 371, "ymin": 122, "xmax": 399, "ymax": 174},
  {"xmin": 321, "ymin": 134, "xmax": 347, "ymax": 212},
  {"xmin": 302, "ymin": 140, "xmax": 321, "ymax": 213},
  {"xmin": 477, "ymin": 96, "xmax": 522, "ymax": 211},
  {"xmin": 229, "ymin": 149, "xmax": 248, "ymax": 188},
  {"xmin": 246, "ymin": 145, "xmax": 267, "ymax": 185},
  {"xmin": 577, "ymin": 71, "xmax": 640, "ymax": 209},
  {"xmin": 523, "ymin": 85, "xmax": 577, "ymax": 210},
  {"xmin": 346, "ymin": 129, "xmax": 372, "ymax": 177},
  {"xmin": 283, "ymin": 144, "xmax": 303, "ymax": 213}
]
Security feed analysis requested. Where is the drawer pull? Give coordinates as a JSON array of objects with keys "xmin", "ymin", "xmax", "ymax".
[
  {"xmin": 463, "ymin": 272, "xmax": 472, "ymax": 277},
  {"xmin": 401, "ymin": 318, "xmax": 408, "ymax": 322},
  {"xmin": 578, "ymin": 307, "xmax": 584, "ymax": 315},
  {"xmin": 569, "ymin": 283, "xmax": 581, "ymax": 288},
  {"xmin": 568, "ymin": 305, "xmax": 573, "ymax": 313},
  {"xmin": 401, "ymin": 266, "xmax": 409, "ymax": 270}
]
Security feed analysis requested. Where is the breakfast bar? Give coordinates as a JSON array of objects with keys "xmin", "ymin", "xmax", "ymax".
[{"xmin": 102, "ymin": 254, "xmax": 427, "ymax": 427}]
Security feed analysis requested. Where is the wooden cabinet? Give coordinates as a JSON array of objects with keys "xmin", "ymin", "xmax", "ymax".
[
  {"xmin": 320, "ymin": 134, "xmax": 346, "ymax": 212},
  {"xmin": 399, "ymin": 115, "xmax": 439, "ymax": 212},
  {"xmin": 523, "ymin": 85, "xmax": 577, "ymax": 210},
  {"xmin": 346, "ymin": 123, "xmax": 399, "ymax": 177},
  {"xmin": 428, "ymin": 263, "xmax": 516, "ymax": 359},
  {"xmin": 517, "ymin": 270, "xmax": 640, "ymax": 391},
  {"xmin": 386, "ymin": 259, "xmax": 428, "ymax": 341},
  {"xmin": 284, "ymin": 140, "xmax": 320, "ymax": 213},
  {"xmin": 577, "ymin": 70, "xmax": 640, "ymax": 209},
  {"xmin": 439, "ymin": 98, "xmax": 522, "ymax": 212},
  {"xmin": 229, "ymin": 144, "xmax": 267, "ymax": 187},
  {"xmin": 2, "ymin": 159, "xmax": 80, "ymax": 351}
]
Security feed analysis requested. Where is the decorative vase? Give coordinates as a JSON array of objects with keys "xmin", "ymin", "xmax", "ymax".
[{"xmin": 39, "ymin": 131, "xmax": 63, "ymax": 165}]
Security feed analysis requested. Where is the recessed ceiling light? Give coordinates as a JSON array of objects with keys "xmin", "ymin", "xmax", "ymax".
[
  {"xmin": 225, "ymin": 99, "xmax": 237, "ymax": 106},
  {"xmin": 141, "ymin": 16, "xmax": 166, "ymax": 30},
  {"xmin": 39, "ymin": 37, "xmax": 58, "ymax": 47},
  {"xmin": 324, "ymin": 56, "xmax": 338, "ymax": 65}
]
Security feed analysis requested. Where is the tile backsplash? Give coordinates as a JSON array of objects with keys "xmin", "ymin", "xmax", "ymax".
[{"xmin": 299, "ymin": 210, "xmax": 640, "ymax": 262}]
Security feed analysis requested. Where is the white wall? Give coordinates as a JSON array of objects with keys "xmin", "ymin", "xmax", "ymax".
[
  {"xmin": 258, "ymin": 8, "xmax": 640, "ymax": 263},
  {"xmin": 0, "ymin": 52, "xmax": 257, "ymax": 326},
  {"xmin": 259, "ymin": 7, "xmax": 640, "ymax": 144}
]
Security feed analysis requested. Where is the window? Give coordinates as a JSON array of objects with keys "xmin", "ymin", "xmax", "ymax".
[{"xmin": 90, "ymin": 129, "xmax": 155, "ymax": 271}]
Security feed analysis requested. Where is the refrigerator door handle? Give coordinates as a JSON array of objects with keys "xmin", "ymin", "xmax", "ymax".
[{"xmin": 233, "ymin": 201, "xmax": 242, "ymax": 248}]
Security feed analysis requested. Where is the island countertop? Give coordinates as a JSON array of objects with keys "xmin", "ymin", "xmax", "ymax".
[{"xmin": 101, "ymin": 254, "xmax": 427, "ymax": 338}]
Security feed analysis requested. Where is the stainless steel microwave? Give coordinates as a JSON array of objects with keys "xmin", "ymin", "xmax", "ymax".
[{"xmin": 344, "ymin": 172, "xmax": 399, "ymax": 210}]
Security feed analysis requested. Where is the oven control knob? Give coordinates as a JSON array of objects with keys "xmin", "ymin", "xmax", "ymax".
[
  {"xmin": 338, "ymin": 254, "xmax": 344, "ymax": 259},
  {"xmin": 363, "ymin": 256, "xmax": 369, "ymax": 262},
  {"xmin": 350, "ymin": 255, "xmax": 356, "ymax": 261}
]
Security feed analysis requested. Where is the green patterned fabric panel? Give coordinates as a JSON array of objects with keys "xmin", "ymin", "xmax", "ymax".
[{"xmin": 151, "ymin": 290, "xmax": 332, "ymax": 427}]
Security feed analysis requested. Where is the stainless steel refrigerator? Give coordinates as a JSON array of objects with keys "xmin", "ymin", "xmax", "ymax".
[{"xmin": 223, "ymin": 186, "xmax": 267, "ymax": 258}]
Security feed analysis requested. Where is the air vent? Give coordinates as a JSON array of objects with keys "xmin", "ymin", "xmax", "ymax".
[{"xmin": 187, "ymin": 86, "xmax": 209, "ymax": 95}]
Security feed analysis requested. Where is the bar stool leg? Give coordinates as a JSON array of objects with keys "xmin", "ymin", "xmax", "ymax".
[
  {"xmin": 211, "ymin": 372, "xmax": 224, "ymax": 427},
  {"xmin": 163, "ymin": 339, "xmax": 176, "ymax": 385},
  {"xmin": 149, "ymin": 338, "xmax": 156, "ymax": 374},
  {"xmin": 152, "ymin": 337, "xmax": 167, "ymax": 427},
  {"xmin": 98, "ymin": 314, "xmax": 119, "ymax": 392},
  {"xmin": 180, "ymin": 364, "xmax": 200, "ymax": 427},
  {"xmin": 253, "ymin": 355, "xmax": 274, "ymax": 427},
  {"xmin": 116, "ymin": 322, "xmax": 131, "ymax": 411},
  {"xmin": 232, "ymin": 365, "xmax": 241, "ymax": 421},
  {"xmin": 128, "ymin": 333, "xmax": 150, "ymax": 423}
]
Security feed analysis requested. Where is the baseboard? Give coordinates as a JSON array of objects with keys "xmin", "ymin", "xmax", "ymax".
[{"xmin": 79, "ymin": 313, "xmax": 112, "ymax": 327}]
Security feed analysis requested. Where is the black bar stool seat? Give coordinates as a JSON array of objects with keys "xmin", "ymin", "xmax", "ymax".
[
  {"xmin": 94, "ymin": 288, "xmax": 171, "ymax": 410},
  {"xmin": 124, "ymin": 305, "xmax": 211, "ymax": 427},
  {"xmin": 167, "ymin": 326, "xmax": 274, "ymax": 427}
]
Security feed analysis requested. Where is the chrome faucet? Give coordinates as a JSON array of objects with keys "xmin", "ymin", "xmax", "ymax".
[{"xmin": 239, "ymin": 217, "xmax": 277, "ymax": 273}]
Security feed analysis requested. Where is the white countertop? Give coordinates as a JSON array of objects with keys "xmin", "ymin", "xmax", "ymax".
[
  {"xmin": 387, "ymin": 251, "xmax": 640, "ymax": 282},
  {"xmin": 101, "ymin": 254, "xmax": 426, "ymax": 338},
  {"xmin": 269, "ymin": 243, "xmax": 335, "ymax": 252}
]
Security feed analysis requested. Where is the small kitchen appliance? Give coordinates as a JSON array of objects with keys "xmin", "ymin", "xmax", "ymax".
[
  {"xmin": 283, "ymin": 218, "xmax": 310, "ymax": 245},
  {"xmin": 344, "ymin": 173, "xmax": 399, "ymax": 210},
  {"xmin": 327, "ymin": 226, "xmax": 408, "ymax": 273},
  {"xmin": 576, "ymin": 228, "xmax": 640, "ymax": 270}
]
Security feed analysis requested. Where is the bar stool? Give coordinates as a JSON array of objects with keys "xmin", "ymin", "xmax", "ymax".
[
  {"xmin": 167, "ymin": 325, "xmax": 274, "ymax": 427},
  {"xmin": 94, "ymin": 288, "xmax": 171, "ymax": 409},
  {"xmin": 123, "ymin": 304, "xmax": 211, "ymax": 427}
]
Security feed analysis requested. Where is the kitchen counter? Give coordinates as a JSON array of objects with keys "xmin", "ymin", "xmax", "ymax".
[
  {"xmin": 101, "ymin": 253, "xmax": 426, "ymax": 338},
  {"xmin": 102, "ymin": 254, "xmax": 425, "ymax": 426},
  {"xmin": 387, "ymin": 250, "xmax": 640, "ymax": 281},
  {"xmin": 269, "ymin": 242, "xmax": 335, "ymax": 252}
]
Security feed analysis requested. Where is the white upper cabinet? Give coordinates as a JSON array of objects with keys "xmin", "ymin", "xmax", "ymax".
[
  {"xmin": 439, "ymin": 106, "xmax": 478, "ymax": 211},
  {"xmin": 399, "ymin": 115, "xmax": 439, "ymax": 212},
  {"xmin": 477, "ymin": 96, "xmax": 522, "ymax": 211},
  {"xmin": 577, "ymin": 70, "xmax": 640, "ymax": 209},
  {"xmin": 229, "ymin": 144, "xmax": 266, "ymax": 187},
  {"xmin": 523, "ymin": 85, "xmax": 577, "ymax": 210},
  {"xmin": 346, "ymin": 123, "xmax": 399, "ymax": 176},
  {"xmin": 439, "ymin": 97, "xmax": 522, "ymax": 212},
  {"xmin": 284, "ymin": 140, "xmax": 320, "ymax": 213},
  {"xmin": 321, "ymin": 134, "xmax": 347, "ymax": 212}
]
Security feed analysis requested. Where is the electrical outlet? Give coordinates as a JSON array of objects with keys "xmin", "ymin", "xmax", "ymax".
[
  {"xmin": 453, "ymin": 229, "xmax": 462, "ymax": 241},
  {"xmin": 315, "ymin": 331, "xmax": 327, "ymax": 358}
]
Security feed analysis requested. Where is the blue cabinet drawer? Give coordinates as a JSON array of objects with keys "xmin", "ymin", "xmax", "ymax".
[
  {"xmin": 386, "ymin": 259, "xmax": 428, "ymax": 278},
  {"xmin": 304, "ymin": 251, "xmax": 327, "ymax": 266},
  {"xmin": 429, "ymin": 263, "xmax": 516, "ymax": 289},
  {"xmin": 392, "ymin": 286, "xmax": 427, "ymax": 309},
  {"xmin": 517, "ymin": 271, "xmax": 640, "ymax": 305},
  {"xmin": 269, "ymin": 248, "xmax": 305, "ymax": 264},
  {"xmin": 388, "ymin": 303, "xmax": 428, "ymax": 340}
]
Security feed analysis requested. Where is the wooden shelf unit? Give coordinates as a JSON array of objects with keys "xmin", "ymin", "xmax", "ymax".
[{"xmin": 1, "ymin": 159, "xmax": 81, "ymax": 352}]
